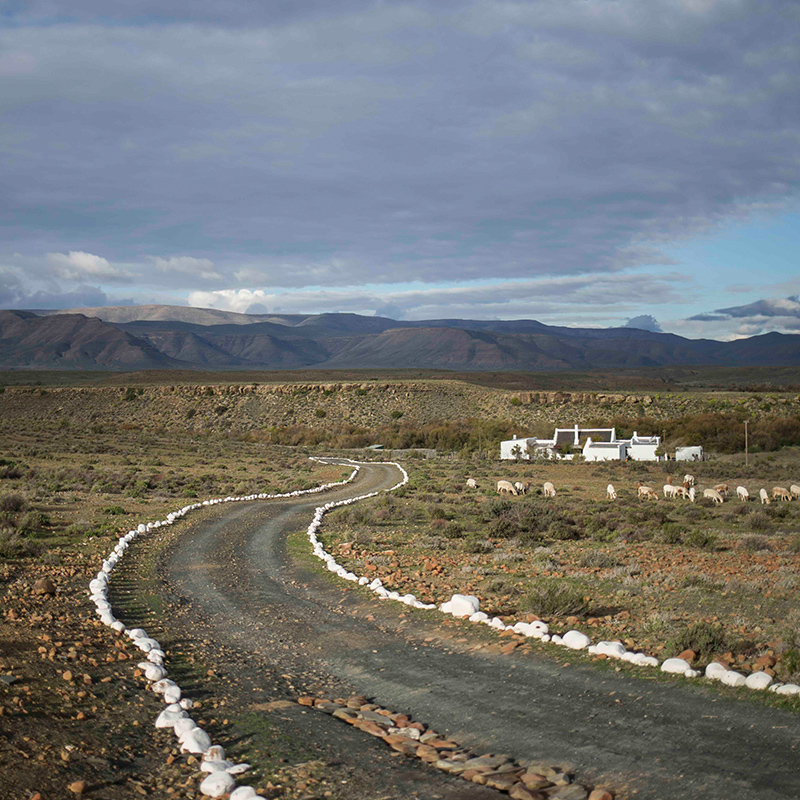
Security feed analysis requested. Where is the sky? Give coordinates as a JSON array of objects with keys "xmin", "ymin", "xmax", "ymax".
[{"xmin": 2, "ymin": 0, "xmax": 800, "ymax": 339}]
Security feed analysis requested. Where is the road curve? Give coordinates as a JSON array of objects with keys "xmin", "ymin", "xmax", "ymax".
[{"xmin": 154, "ymin": 461, "xmax": 799, "ymax": 800}]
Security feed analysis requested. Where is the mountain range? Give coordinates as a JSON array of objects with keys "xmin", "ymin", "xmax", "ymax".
[{"xmin": 1, "ymin": 305, "xmax": 799, "ymax": 372}]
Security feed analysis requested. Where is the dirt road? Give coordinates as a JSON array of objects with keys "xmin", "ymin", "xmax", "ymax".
[{"xmin": 119, "ymin": 461, "xmax": 800, "ymax": 800}]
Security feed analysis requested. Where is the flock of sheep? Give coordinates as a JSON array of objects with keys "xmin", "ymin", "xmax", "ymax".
[{"xmin": 482, "ymin": 474, "xmax": 800, "ymax": 505}]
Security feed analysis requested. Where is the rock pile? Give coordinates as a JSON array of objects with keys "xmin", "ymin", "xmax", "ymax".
[{"xmin": 299, "ymin": 694, "xmax": 612, "ymax": 800}]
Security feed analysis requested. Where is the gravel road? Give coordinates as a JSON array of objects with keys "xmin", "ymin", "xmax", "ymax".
[{"xmin": 149, "ymin": 461, "xmax": 799, "ymax": 800}]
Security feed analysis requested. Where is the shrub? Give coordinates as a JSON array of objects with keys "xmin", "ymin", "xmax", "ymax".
[
  {"xmin": 18, "ymin": 510, "xmax": 49, "ymax": 533},
  {"xmin": 739, "ymin": 534, "xmax": 773, "ymax": 552},
  {"xmin": 443, "ymin": 521, "xmax": 465, "ymax": 539},
  {"xmin": 521, "ymin": 579, "xmax": 589, "ymax": 618},
  {"xmin": 102, "ymin": 506, "xmax": 127, "ymax": 516},
  {"xmin": 666, "ymin": 621, "xmax": 730, "ymax": 659},
  {"xmin": 749, "ymin": 512, "xmax": 771, "ymax": 532},
  {"xmin": 685, "ymin": 529, "xmax": 717, "ymax": 550},
  {"xmin": 464, "ymin": 537, "xmax": 493, "ymax": 554},
  {"xmin": 314, "ymin": 408, "xmax": 327, "ymax": 418},
  {"xmin": 578, "ymin": 550, "xmax": 621, "ymax": 569},
  {"xmin": 657, "ymin": 522, "xmax": 686, "ymax": 544},
  {"xmin": 0, "ymin": 494, "xmax": 26, "ymax": 514}
]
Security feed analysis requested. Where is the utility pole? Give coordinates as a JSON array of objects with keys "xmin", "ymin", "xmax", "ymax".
[{"xmin": 744, "ymin": 420, "xmax": 749, "ymax": 466}]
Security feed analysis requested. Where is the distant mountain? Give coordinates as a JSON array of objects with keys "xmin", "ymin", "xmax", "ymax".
[
  {"xmin": 0, "ymin": 310, "xmax": 181, "ymax": 369},
  {"xmin": 2, "ymin": 305, "xmax": 800, "ymax": 371}
]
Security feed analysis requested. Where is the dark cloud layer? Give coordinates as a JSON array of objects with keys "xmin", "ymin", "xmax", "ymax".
[{"xmin": 2, "ymin": 1, "xmax": 800, "ymax": 320}]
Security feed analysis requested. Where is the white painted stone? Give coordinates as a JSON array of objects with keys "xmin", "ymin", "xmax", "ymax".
[
  {"xmin": 684, "ymin": 669, "xmax": 700, "ymax": 678},
  {"xmin": 744, "ymin": 672, "xmax": 773, "ymax": 690},
  {"xmin": 705, "ymin": 662, "xmax": 728, "ymax": 680},
  {"xmin": 661, "ymin": 658, "xmax": 691, "ymax": 674},
  {"xmin": 229, "ymin": 786, "xmax": 258, "ymax": 799},
  {"xmin": 562, "ymin": 630, "xmax": 591, "ymax": 650},
  {"xmin": 776, "ymin": 683, "xmax": 800, "ymax": 695},
  {"xmin": 720, "ymin": 670, "xmax": 746, "ymax": 687},
  {"xmin": 199, "ymin": 770, "xmax": 236, "ymax": 797},
  {"xmin": 595, "ymin": 641, "xmax": 627, "ymax": 658},
  {"xmin": 180, "ymin": 727, "xmax": 212, "ymax": 754}
]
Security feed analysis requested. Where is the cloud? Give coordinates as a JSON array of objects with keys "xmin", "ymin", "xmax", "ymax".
[
  {"xmin": 45, "ymin": 251, "xmax": 133, "ymax": 282},
  {"xmin": 187, "ymin": 271, "xmax": 686, "ymax": 324},
  {"xmin": 151, "ymin": 256, "xmax": 221, "ymax": 281},
  {"xmin": 0, "ymin": 1, "xmax": 799, "ymax": 304},
  {"xmin": 624, "ymin": 314, "xmax": 662, "ymax": 332},
  {"xmin": 683, "ymin": 294, "xmax": 800, "ymax": 338}
]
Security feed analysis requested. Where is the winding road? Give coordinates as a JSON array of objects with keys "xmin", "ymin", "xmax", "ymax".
[{"xmin": 125, "ymin": 461, "xmax": 800, "ymax": 800}]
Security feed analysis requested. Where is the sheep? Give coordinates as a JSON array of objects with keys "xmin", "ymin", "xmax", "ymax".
[
  {"xmin": 663, "ymin": 484, "xmax": 679, "ymax": 499},
  {"xmin": 683, "ymin": 474, "xmax": 695, "ymax": 487},
  {"xmin": 713, "ymin": 483, "xmax": 729, "ymax": 497},
  {"xmin": 514, "ymin": 481, "xmax": 530, "ymax": 495},
  {"xmin": 637, "ymin": 484, "xmax": 658, "ymax": 501},
  {"xmin": 688, "ymin": 486, "xmax": 696, "ymax": 503},
  {"xmin": 759, "ymin": 488, "xmax": 771, "ymax": 505},
  {"xmin": 674, "ymin": 486, "xmax": 688, "ymax": 499},
  {"xmin": 466, "ymin": 478, "xmax": 478, "ymax": 489},
  {"xmin": 772, "ymin": 486, "xmax": 792, "ymax": 502},
  {"xmin": 703, "ymin": 488, "xmax": 724, "ymax": 505},
  {"xmin": 497, "ymin": 480, "xmax": 518, "ymax": 496},
  {"xmin": 791, "ymin": 484, "xmax": 800, "ymax": 499},
  {"xmin": 606, "ymin": 483, "xmax": 617, "ymax": 500},
  {"xmin": 736, "ymin": 485, "xmax": 749, "ymax": 502},
  {"xmin": 542, "ymin": 481, "xmax": 556, "ymax": 498}
]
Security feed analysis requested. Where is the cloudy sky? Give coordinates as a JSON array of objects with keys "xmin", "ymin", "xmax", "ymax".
[{"xmin": 2, "ymin": 1, "xmax": 799, "ymax": 339}]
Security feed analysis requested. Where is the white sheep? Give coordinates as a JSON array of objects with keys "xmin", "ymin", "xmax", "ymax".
[
  {"xmin": 713, "ymin": 483, "xmax": 729, "ymax": 497},
  {"xmin": 543, "ymin": 481, "xmax": 556, "ymax": 498},
  {"xmin": 496, "ymin": 480, "xmax": 518, "ymax": 496},
  {"xmin": 759, "ymin": 488, "xmax": 771, "ymax": 505},
  {"xmin": 688, "ymin": 486, "xmax": 696, "ymax": 503},
  {"xmin": 791, "ymin": 484, "xmax": 800, "ymax": 499},
  {"xmin": 663, "ymin": 484, "xmax": 679, "ymax": 499},
  {"xmin": 736, "ymin": 485, "xmax": 749, "ymax": 502},
  {"xmin": 703, "ymin": 488, "xmax": 724, "ymax": 504},
  {"xmin": 606, "ymin": 483, "xmax": 617, "ymax": 500},
  {"xmin": 683, "ymin": 474, "xmax": 695, "ymax": 487},
  {"xmin": 637, "ymin": 484, "xmax": 657, "ymax": 500},
  {"xmin": 514, "ymin": 481, "xmax": 530, "ymax": 495},
  {"xmin": 674, "ymin": 486, "xmax": 688, "ymax": 499},
  {"xmin": 772, "ymin": 486, "xmax": 792, "ymax": 502},
  {"xmin": 466, "ymin": 478, "xmax": 478, "ymax": 489}
]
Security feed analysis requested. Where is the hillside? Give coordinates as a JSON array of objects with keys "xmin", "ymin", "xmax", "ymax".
[{"xmin": 3, "ymin": 306, "xmax": 800, "ymax": 371}]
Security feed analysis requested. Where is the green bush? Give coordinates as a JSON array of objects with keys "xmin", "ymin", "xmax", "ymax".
[
  {"xmin": 0, "ymin": 494, "xmax": 26, "ymax": 514},
  {"xmin": 521, "ymin": 579, "xmax": 589, "ymax": 618},
  {"xmin": 666, "ymin": 621, "xmax": 730, "ymax": 659},
  {"xmin": 685, "ymin": 529, "xmax": 717, "ymax": 550}
]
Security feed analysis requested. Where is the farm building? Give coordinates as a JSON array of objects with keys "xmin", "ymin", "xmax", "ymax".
[
  {"xmin": 676, "ymin": 445, "xmax": 704, "ymax": 461},
  {"xmin": 502, "ymin": 425, "xmax": 662, "ymax": 462}
]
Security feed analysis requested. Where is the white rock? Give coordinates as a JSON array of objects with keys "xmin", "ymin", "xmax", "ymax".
[
  {"xmin": 201, "ymin": 759, "xmax": 235, "ymax": 773},
  {"xmin": 661, "ymin": 658, "xmax": 691, "ymax": 674},
  {"xmin": 744, "ymin": 672, "xmax": 773, "ymax": 690},
  {"xmin": 174, "ymin": 717, "xmax": 198, "ymax": 737},
  {"xmin": 204, "ymin": 745, "xmax": 226, "ymax": 762},
  {"xmin": 720, "ymin": 670, "xmax": 746, "ymax": 687},
  {"xmin": 180, "ymin": 727, "xmax": 212, "ymax": 754},
  {"xmin": 595, "ymin": 641, "xmax": 627, "ymax": 658},
  {"xmin": 529, "ymin": 620, "xmax": 549, "ymax": 636},
  {"xmin": 684, "ymin": 669, "xmax": 700, "ymax": 678},
  {"xmin": 145, "ymin": 664, "xmax": 168, "ymax": 681},
  {"xmin": 562, "ymin": 630, "xmax": 591, "ymax": 650},
  {"xmin": 442, "ymin": 594, "xmax": 480, "ymax": 617},
  {"xmin": 229, "ymin": 786, "xmax": 258, "ymax": 800},
  {"xmin": 151, "ymin": 678, "xmax": 176, "ymax": 694},
  {"xmin": 776, "ymin": 683, "xmax": 800, "ymax": 695},
  {"xmin": 705, "ymin": 662, "xmax": 728, "ymax": 680},
  {"xmin": 227, "ymin": 763, "xmax": 251, "ymax": 775},
  {"xmin": 163, "ymin": 685, "xmax": 182, "ymax": 704},
  {"xmin": 155, "ymin": 707, "xmax": 187, "ymax": 728},
  {"xmin": 469, "ymin": 612, "xmax": 489, "ymax": 623},
  {"xmin": 199, "ymin": 770, "xmax": 236, "ymax": 797}
]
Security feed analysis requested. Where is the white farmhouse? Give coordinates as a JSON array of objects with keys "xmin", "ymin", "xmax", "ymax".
[
  {"xmin": 676, "ymin": 445, "xmax": 704, "ymax": 461},
  {"xmin": 502, "ymin": 425, "xmax": 662, "ymax": 462},
  {"xmin": 583, "ymin": 438, "xmax": 628, "ymax": 461}
]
